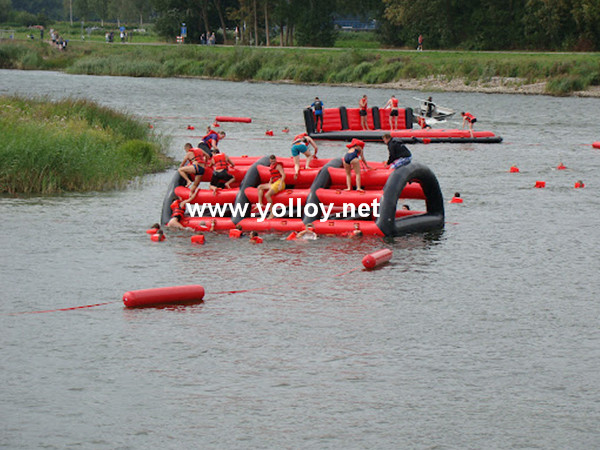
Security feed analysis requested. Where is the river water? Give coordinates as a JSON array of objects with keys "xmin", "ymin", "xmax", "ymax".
[{"xmin": 1, "ymin": 69, "xmax": 599, "ymax": 449}]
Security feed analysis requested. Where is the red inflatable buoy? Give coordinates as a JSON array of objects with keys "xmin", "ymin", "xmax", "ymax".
[
  {"xmin": 265, "ymin": 130, "xmax": 274, "ymax": 136},
  {"xmin": 450, "ymin": 197, "xmax": 463, "ymax": 203},
  {"xmin": 574, "ymin": 181, "xmax": 585, "ymax": 188},
  {"xmin": 123, "ymin": 285, "xmax": 205, "ymax": 308},
  {"xmin": 215, "ymin": 116, "xmax": 252, "ymax": 123},
  {"xmin": 534, "ymin": 181, "xmax": 546, "ymax": 188},
  {"xmin": 362, "ymin": 249, "xmax": 392, "ymax": 270},
  {"xmin": 592, "ymin": 141, "xmax": 600, "ymax": 149},
  {"xmin": 146, "ymin": 228, "xmax": 158, "ymax": 235},
  {"xmin": 191, "ymin": 234, "xmax": 205, "ymax": 244},
  {"xmin": 187, "ymin": 125, "xmax": 195, "ymax": 130},
  {"xmin": 286, "ymin": 232, "xmax": 297, "ymax": 241},
  {"xmin": 509, "ymin": 166, "xmax": 520, "ymax": 173},
  {"xmin": 150, "ymin": 233, "xmax": 165, "ymax": 242},
  {"xmin": 212, "ymin": 122, "xmax": 220, "ymax": 127},
  {"xmin": 557, "ymin": 163, "xmax": 566, "ymax": 170}
]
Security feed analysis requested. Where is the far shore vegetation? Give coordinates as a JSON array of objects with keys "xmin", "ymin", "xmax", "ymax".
[
  {"xmin": 0, "ymin": 96, "xmax": 173, "ymax": 194},
  {"xmin": 1, "ymin": 38, "xmax": 599, "ymax": 96}
]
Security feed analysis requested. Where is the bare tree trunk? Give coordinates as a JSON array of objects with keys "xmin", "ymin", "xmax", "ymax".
[
  {"xmin": 201, "ymin": 0, "xmax": 210, "ymax": 36},
  {"xmin": 264, "ymin": 0, "xmax": 270, "ymax": 46},
  {"xmin": 213, "ymin": 0, "xmax": 228, "ymax": 44},
  {"xmin": 253, "ymin": 0, "xmax": 259, "ymax": 46},
  {"xmin": 280, "ymin": 22, "xmax": 284, "ymax": 46}
]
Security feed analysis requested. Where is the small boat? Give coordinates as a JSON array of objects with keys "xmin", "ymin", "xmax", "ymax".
[{"xmin": 413, "ymin": 97, "xmax": 456, "ymax": 122}]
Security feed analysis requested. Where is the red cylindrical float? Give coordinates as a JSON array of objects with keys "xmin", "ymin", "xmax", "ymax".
[
  {"xmin": 509, "ymin": 166, "xmax": 519, "ymax": 173},
  {"xmin": 191, "ymin": 234, "xmax": 205, "ymax": 244},
  {"xmin": 123, "ymin": 285, "xmax": 205, "ymax": 308},
  {"xmin": 535, "ymin": 181, "xmax": 546, "ymax": 188},
  {"xmin": 150, "ymin": 233, "xmax": 165, "ymax": 242},
  {"xmin": 215, "ymin": 116, "xmax": 252, "ymax": 123},
  {"xmin": 146, "ymin": 228, "xmax": 159, "ymax": 234},
  {"xmin": 362, "ymin": 249, "xmax": 393, "ymax": 269},
  {"xmin": 592, "ymin": 141, "xmax": 600, "ymax": 149},
  {"xmin": 450, "ymin": 197, "xmax": 463, "ymax": 203},
  {"xmin": 229, "ymin": 229, "xmax": 242, "ymax": 238}
]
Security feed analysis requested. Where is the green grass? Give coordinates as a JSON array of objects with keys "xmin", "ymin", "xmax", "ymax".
[
  {"xmin": 1, "ymin": 39, "xmax": 599, "ymax": 95},
  {"xmin": 0, "ymin": 96, "xmax": 173, "ymax": 194}
]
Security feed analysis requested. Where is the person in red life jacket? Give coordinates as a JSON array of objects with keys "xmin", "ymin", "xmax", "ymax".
[
  {"xmin": 291, "ymin": 133, "xmax": 318, "ymax": 179},
  {"xmin": 166, "ymin": 196, "xmax": 192, "ymax": 228},
  {"xmin": 343, "ymin": 138, "xmax": 372, "ymax": 191},
  {"xmin": 296, "ymin": 222, "xmax": 318, "ymax": 240},
  {"xmin": 461, "ymin": 112, "xmax": 477, "ymax": 137},
  {"xmin": 178, "ymin": 142, "xmax": 208, "ymax": 188},
  {"xmin": 382, "ymin": 133, "xmax": 412, "ymax": 169},
  {"xmin": 417, "ymin": 34, "xmax": 423, "ymax": 51},
  {"xmin": 257, "ymin": 154, "xmax": 286, "ymax": 215},
  {"xmin": 383, "ymin": 95, "xmax": 400, "ymax": 129},
  {"xmin": 450, "ymin": 192, "xmax": 463, "ymax": 203},
  {"xmin": 359, "ymin": 95, "xmax": 369, "ymax": 130},
  {"xmin": 307, "ymin": 97, "xmax": 324, "ymax": 133},
  {"xmin": 249, "ymin": 230, "xmax": 263, "ymax": 243},
  {"xmin": 574, "ymin": 180, "xmax": 585, "ymax": 188},
  {"xmin": 510, "ymin": 165, "xmax": 520, "ymax": 173},
  {"xmin": 417, "ymin": 116, "xmax": 431, "ymax": 129},
  {"xmin": 199, "ymin": 129, "xmax": 226, "ymax": 155},
  {"xmin": 208, "ymin": 149, "xmax": 236, "ymax": 194},
  {"xmin": 557, "ymin": 162, "xmax": 567, "ymax": 170}
]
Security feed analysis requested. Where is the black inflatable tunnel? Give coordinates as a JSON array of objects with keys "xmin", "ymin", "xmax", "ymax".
[
  {"xmin": 303, "ymin": 108, "xmax": 315, "ymax": 134},
  {"xmin": 161, "ymin": 172, "xmax": 187, "ymax": 225},
  {"xmin": 232, "ymin": 155, "xmax": 271, "ymax": 224},
  {"xmin": 303, "ymin": 158, "xmax": 343, "ymax": 225},
  {"xmin": 376, "ymin": 162, "xmax": 445, "ymax": 237}
]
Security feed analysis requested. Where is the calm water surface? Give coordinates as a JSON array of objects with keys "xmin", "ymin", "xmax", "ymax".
[{"xmin": 1, "ymin": 70, "xmax": 599, "ymax": 449}]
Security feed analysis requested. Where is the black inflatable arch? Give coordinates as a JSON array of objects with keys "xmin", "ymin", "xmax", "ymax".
[
  {"xmin": 376, "ymin": 162, "xmax": 445, "ymax": 237},
  {"xmin": 232, "ymin": 155, "xmax": 271, "ymax": 224}
]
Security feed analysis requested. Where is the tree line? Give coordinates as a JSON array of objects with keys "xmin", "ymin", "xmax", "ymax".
[{"xmin": 6, "ymin": 0, "xmax": 600, "ymax": 51}]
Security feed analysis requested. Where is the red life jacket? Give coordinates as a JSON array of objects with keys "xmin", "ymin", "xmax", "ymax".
[
  {"xmin": 171, "ymin": 200, "xmax": 185, "ymax": 217},
  {"xmin": 213, "ymin": 153, "xmax": 228, "ymax": 171},
  {"xmin": 191, "ymin": 148, "xmax": 206, "ymax": 164},
  {"xmin": 391, "ymin": 97, "xmax": 398, "ymax": 107},
  {"xmin": 417, "ymin": 117, "xmax": 427, "ymax": 129},
  {"xmin": 270, "ymin": 162, "xmax": 282, "ymax": 181},
  {"xmin": 293, "ymin": 132, "xmax": 307, "ymax": 142},
  {"xmin": 464, "ymin": 112, "xmax": 475, "ymax": 122},
  {"xmin": 201, "ymin": 131, "xmax": 219, "ymax": 148}
]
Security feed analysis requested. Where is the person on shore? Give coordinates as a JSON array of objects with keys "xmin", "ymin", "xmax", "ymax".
[
  {"xmin": 383, "ymin": 95, "xmax": 400, "ymax": 129},
  {"xmin": 417, "ymin": 34, "xmax": 423, "ymax": 51},
  {"xmin": 461, "ymin": 112, "xmax": 477, "ymax": 137},
  {"xmin": 208, "ymin": 149, "xmax": 236, "ymax": 194},
  {"xmin": 359, "ymin": 95, "xmax": 369, "ymax": 130},
  {"xmin": 382, "ymin": 133, "xmax": 412, "ymax": 169},
  {"xmin": 178, "ymin": 143, "xmax": 208, "ymax": 188},
  {"xmin": 343, "ymin": 138, "xmax": 371, "ymax": 191},
  {"xmin": 199, "ymin": 129, "xmax": 226, "ymax": 155},
  {"xmin": 308, "ymin": 97, "xmax": 324, "ymax": 133},
  {"xmin": 257, "ymin": 155, "xmax": 286, "ymax": 214},
  {"xmin": 291, "ymin": 133, "xmax": 317, "ymax": 179}
]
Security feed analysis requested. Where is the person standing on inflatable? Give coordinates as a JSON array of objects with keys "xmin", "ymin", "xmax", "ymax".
[
  {"xmin": 343, "ymin": 138, "xmax": 372, "ymax": 191},
  {"xmin": 291, "ymin": 133, "xmax": 317, "ymax": 179},
  {"xmin": 308, "ymin": 97, "xmax": 324, "ymax": 133},
  {"xmin": 178, "ymin": 142, "xmax": 208, "ymax": 188},
  {"xmin": 359, "ymin": 95, "xmax": 369, "ymax": 130},
  {"xmin": 461, "ymin": 112, "xmax": 477, "ymax": 137},
  {"xmin": 257, "ymin": 154, "xmax": 286, "ymax": 213},
  {"xmin": 208, "ymin": 149, "xmax": 236, "ymax": 194},
  {"xmin": 383, "ymin": 94, "xmax": 400, "ymax": 129},
  {"xmin": 382, "ymin": 133, "xmax": 412, "ymax": 169},
  {"xmin": 417, "ymin": 34, "xmax": 423, "ymax": 51},
  {"xmin": 199, "ymin": 130, "xmax": 226, "ymax": 155}
]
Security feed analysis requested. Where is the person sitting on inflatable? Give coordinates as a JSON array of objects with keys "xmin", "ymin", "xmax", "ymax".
[
  {"xmin": 291, "ymin": 133, "xmax": 318, "ymax": 179},
  {"xmin": 382, "ymin": 133, "xmax": 412, "ymax": 169},
  {"xmin": 178, "ymin": 142, "xmax": 208, "ymax": 188},
  {"xmin": 208, "ymin": 149, "xmax": 236, "ymax": 194},
  {"xmin": 461, "ymin": 112, "xmax": 477, "ymax": 137},
  {"xmin": 257, "ymin": 154, "xmax": 286, "ymax": 218},
  {"xmin": 343, "ymin": 138, "xmax": 372, "ymax": 191},
  {"xmin": 199, "ymin": 129, "xmax": 226, "ymax": 155}
]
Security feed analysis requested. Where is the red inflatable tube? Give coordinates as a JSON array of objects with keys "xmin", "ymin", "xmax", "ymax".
[
  {"xmin": 592, "ymin": 142, "xmax": 600, "ymax": 149},
  {"xmin": 215, "ymin": 116, "xmax": 252, "ymax": 123},
  {"xmin": 238, "ymin": 218, "xmax": 306, "ymax": 232},
  {"xmin": 183, "ymin": 217, "xmax": 235, "ymax": 231},
  {"xmin": 244, "ymin": 187, "xmax": 311, "ymax": 205},
  {"xmin": 257, "ymin": 165, "xmax": 319, "ymax": 187},
  {"xmin": 316, "ymin": 188, "xmax": 383, "ymax": 207},
  {"xmin": 175, "ymin": 186, "xmax": 239, "ymax": 204},
  {"xmin": 150, "ymin": 233, "xmax": 165, "ymax": 242},
  {"xmin": 123, "ymin": 285, "xmax": 205, "ymax": 308},
  {"xmin": 327, "ymin": 167, "xmax": 392, "ymax": 188},
  {"xmin": 362, "ymin": 249, "xmax": 393, "ymax": 269},
  {"xmin": 311, "ymin": 220, "xmax": 385, "ymax": 236}
]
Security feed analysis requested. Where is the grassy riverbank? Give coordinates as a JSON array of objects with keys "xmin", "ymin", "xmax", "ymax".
[
  {"xmin": 1, "ymin": 40, "xmax": 599, "ymax": 96},
  {"xmin": 0, "ymin": 96, "xmax": 172, "ymax": 194}
]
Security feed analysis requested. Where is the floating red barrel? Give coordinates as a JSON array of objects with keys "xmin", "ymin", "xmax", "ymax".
[
  {"xmin": 123, "ymin": 285, "xmax": 205, "ymax": 308},
  {"xmin": 592, "ymin": 141, "xmax": 600, "ymax": 149},
  {"xmin": 362, "ymin": 249, "xmax": 393, "ymax": 269},
  {"xmin": 509, "ymin": 165, "xmax": 520, "ymax": 173},
  {"xmin": 150, "ymin": 233, "xmax": 165, "ymax": 242},
  {"xmin": 574, "ymin": 181, "xmax": 585, "ymax": 188},
  {"xmin": 534, "ymin": 181, "xmax": 546, "ymax": 188},
  {"xmin": 215, "ymin": 116, "xmax": 252, "ymax": 123},
  {"xmin": 191, "ymin": 234, "xmax": 205, "ymax": 244}
]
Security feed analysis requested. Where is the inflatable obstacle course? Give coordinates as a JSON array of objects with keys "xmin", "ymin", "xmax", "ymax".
[
  {"xmin": 303, "ymin": 107, "xmax": 503, "ymax": 144},
  {"xmin": 162, "ymin": 155, "xmax": 445, "ymax": 238}
]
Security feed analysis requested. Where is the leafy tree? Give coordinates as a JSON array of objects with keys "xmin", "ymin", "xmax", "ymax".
[{"xmin": 295, "ymin": 0, "xmax": 336, "ymax": 47}]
